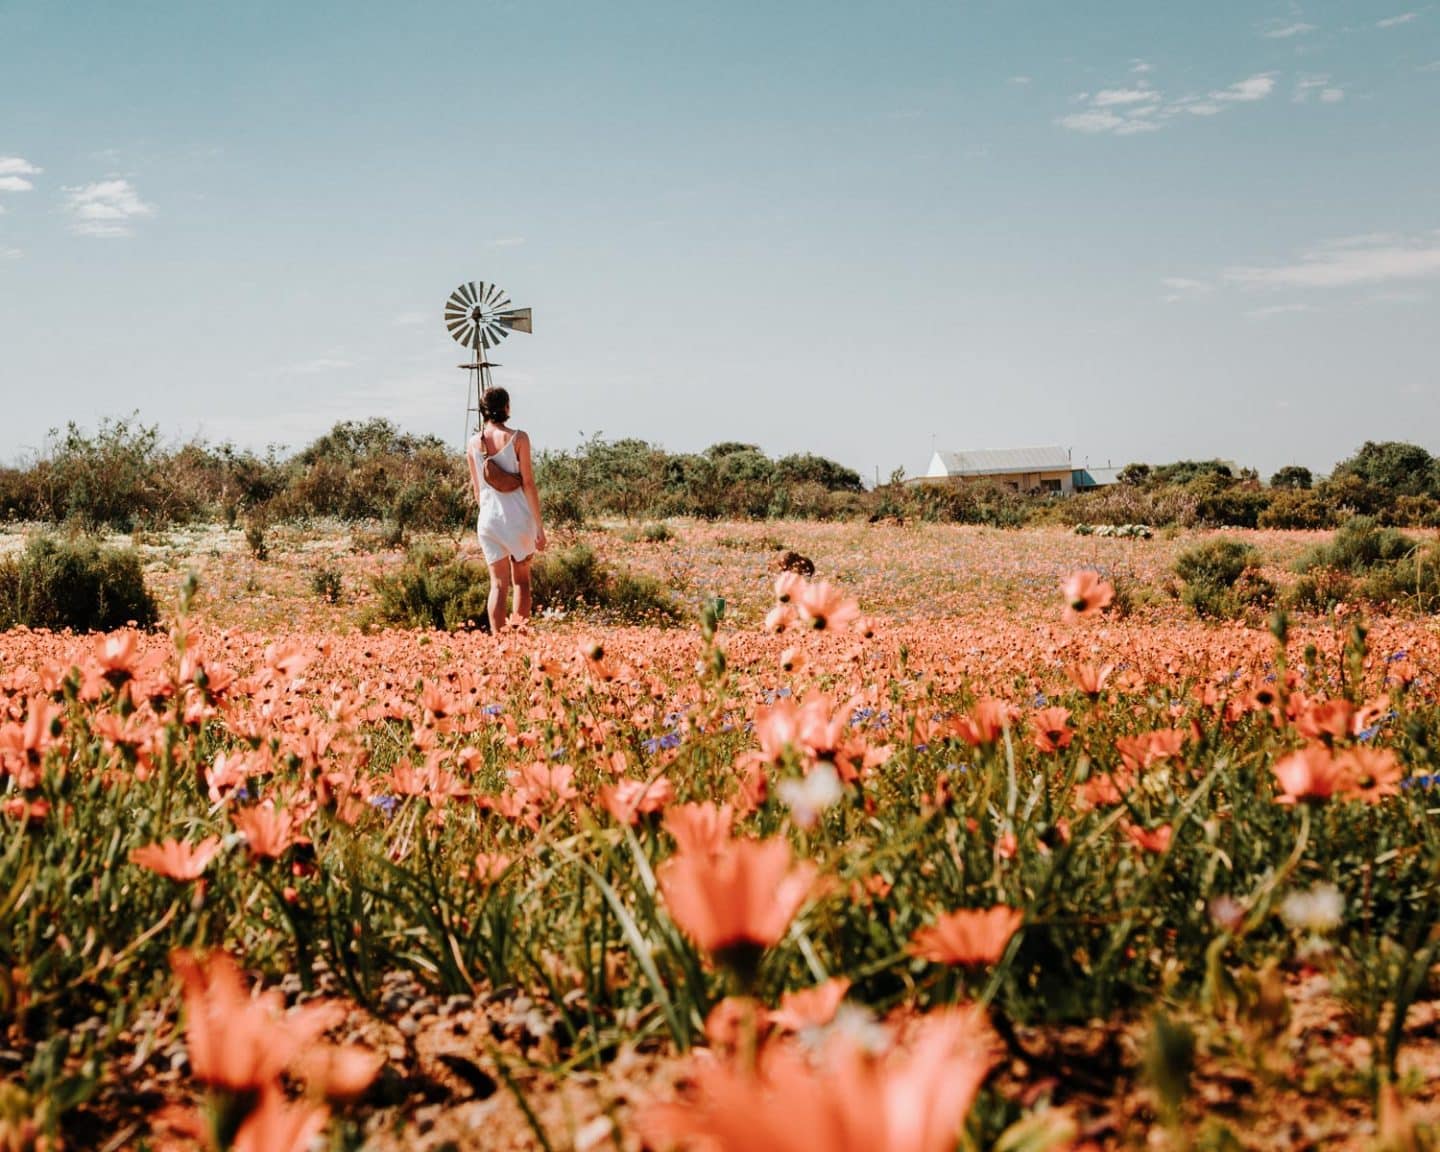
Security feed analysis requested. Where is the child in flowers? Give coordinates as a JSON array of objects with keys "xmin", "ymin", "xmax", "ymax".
[{"xmin": 466, "ymin": 387, "xmax": 547, "ymax": 630}]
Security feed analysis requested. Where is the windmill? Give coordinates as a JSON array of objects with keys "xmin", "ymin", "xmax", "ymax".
[{"xmin": 444, "ymin": 280, "xmax": 532, "ymax": 442}]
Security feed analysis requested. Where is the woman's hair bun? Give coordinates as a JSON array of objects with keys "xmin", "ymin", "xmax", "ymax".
[{"xmin": 481, "ymin": 387, "xmax": 511, "ymax": 422}]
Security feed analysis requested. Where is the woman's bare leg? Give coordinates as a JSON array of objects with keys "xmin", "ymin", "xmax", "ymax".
[
  {"xmin": 487, "ymin": 559, "xmax": 513, "ymax": 632},
  {"xmin": 511, "ymin": 556, "xmax": 532, "ymax": 623}
]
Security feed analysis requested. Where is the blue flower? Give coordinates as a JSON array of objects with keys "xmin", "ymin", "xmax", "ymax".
[
  {"xmin": 482, "ymin": 703, "xmax": 503, "ymax": 716},
  {"xmin": 369, "ymin": 794, "xmax": 399, "ymax": 817}
]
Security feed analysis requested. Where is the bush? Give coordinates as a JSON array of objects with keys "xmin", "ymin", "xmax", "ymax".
[
  {"xmin": 641, "ymin": 522, "xmax": 673, "ymax": 543},
  {"xmin": 1297, "ymin": 517, "xmax": 1416, "ymax": 575},
  {"xmin": 0, "ymin": 535, "xmax": 158, "ymax": 631},
  {"xmin": 1174, "ymin": 538, "xmax": 1267, "ymax": 619},
  {"xmin": 1258, "ymin": 490, "xmax": 1333, "ymax": 530},
  {"xmin": 533, "ymin": 544, "xmax": 684, "ymax": 626},
  {"xmin": 365, "ymin": 544, "xmax": 491, "ymax": 631},
  {"xmin": 1175, "ymin": 538, "xmax": 1257, "ymax": 590},
  {"xmin": 311, "ymin": 566, "xmax": 343, "ymax": 604},
  {"xmin": 366, "ymin": 543, "xmax": 684, "ymax": 632}
]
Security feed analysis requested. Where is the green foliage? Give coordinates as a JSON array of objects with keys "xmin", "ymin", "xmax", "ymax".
[
  {"xmin": 1258, "ymin": 490, "xmax": 1333, "ymax": 530},
  {"xmin": 1297, "ymin": 517, "xmax": 1416, "ymax": 575},
  {"xmin": 1290, "ymin": 517, "xmax": 1440, "ymax": 612},
  {"xmin": 311, "ymin": 566, "xmax": 343, "ymax": 604},
  {"xmin": 1269, "ymin": 465, "xmax": 1313, "ymax": 491},
  {"xmin": 532, "ymin": 544, "xmax": 684, "ymax": 625},
  {"xmin": 365, "ymin": 543, "xmax": 491, "ymax": 631},
  {"xmin": 640, "ymin": 521, "xmax": 673, "ymax": 543},
  {"xmin": 0, "ymin": 535, "xmax": 157, "ymax": 631},
  {"xmin": 1332, "ymin": 440, "xmax": 1439, "ymax": 498},
  {"xmin": 366, "ymin": 542, "xmax": 684, "ymax": 631},
  {"xmin": 773, "ymin": 452, "xmax": 864, "ymax": 493},
  {"xmin": 1174, "ymin": 538, "xmax": 1269, "ymax": 619}
]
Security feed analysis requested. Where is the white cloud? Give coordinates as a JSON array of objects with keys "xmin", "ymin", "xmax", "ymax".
[
  {"xmin": 0, "ymin": 157, "xmax": 40, "ymax": 194},
  {"xmin": 1092, "ymin": 86, "xmax": 1159, "ymax": 107},
  {"xmin": 1420, "ymin": 60, "xmax": 1440, "ymax": 72},
  {"xmin": 1377, "ymin": 11, "xmax": 1418, "ymax": 27},
  {"xmin": 490, "ymin": 236, "xmax": 526, "ymax": 248},
  {"xmin": 1294, "ymin": 76, "xmax": 1346, "ymax": 103},
  {"xmin": 392, "ymin": 311, "xmax": 428, "ymax": 327},
  {"xmin": 1160, "ymin": 277, "xmax": 1212, "ymax": 303},
  {"xmin": 62, "ymin": 179, "xmax": 155, "ymax": 237},
  {"xmin": 1247, "ymin": 303, "xmax": 1317, "ymax": 319},
  {"xmin": 1130, "ymin": 59, "xmax": 1153, "ymax": 74},
  {"xmin": 1226, "ymin": 233, "xmax": 1440, "ymax": 289},
  {"xmin": 1057, "ymin": 110, "xmax": 1127, "ymax": 134},
  {"xmin": 1008, "ymin": 75, "xmax": 1032, "ymax": 85},
  {"xmin": 1211, "ymin": 73, "xmax": 1277, "ymax": 102},
  {"xmin": 1263, "ymin": 21, "xmax": 1316, "ymax": 38},
  {"xmin": 1058, "ymin": 70, "xmax": 1275, "ymax": 135},
  {"xmin": 0, "ymin": 245, "xmax": 20, "ymax": 260}
]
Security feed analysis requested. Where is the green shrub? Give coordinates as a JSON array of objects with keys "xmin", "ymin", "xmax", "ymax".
[
  {"xmin": 311, "ymin": 566, "xmax": 343, "ymax": 604},
  {"xmin": 366, "ymin": 542, "xmax": 684, "ymax": 631},
  {"xmin": 365, "ymin": 544, "xmax": 491, "ymax": 631},
  {"xmin": 641, "ymin": 522, "xmax": 673, "ymax": 543},
  {"xmin": 1174, "ymin": 538, "xmax": 1266, "ymax": 619},
  {"xmin": 0, "ymin": 535, "xmax": 157, "ymax": 631},
  {"xmin": 1175, "ymin": 538, "xmax": 1257, "ymax": 589},
  {"xmin": 1257, "ymin": 490, "xmax": 1333, "ymax": 530},
  {"xmin": 533, "ymin": 544, "xmax": 684, "ymax": 625},
  {"xmin": 1297, "ymin": 517, "xmax": 1416, "ymax": 575}
]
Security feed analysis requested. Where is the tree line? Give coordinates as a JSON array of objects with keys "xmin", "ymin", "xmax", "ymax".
[{"xmin": 1, "ymin": 416, "xmax": 1437, "ymax": 533}]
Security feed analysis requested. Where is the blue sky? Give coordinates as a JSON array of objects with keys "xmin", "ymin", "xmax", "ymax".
[{"xmin": 1, "ymin": 0, "xmax": 1437, "ymax": 480}]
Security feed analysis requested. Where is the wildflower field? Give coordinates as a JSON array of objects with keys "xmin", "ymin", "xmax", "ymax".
[{"xmin": 5, "ymin": 519, "xmax": 1440, "ymax": 1150}]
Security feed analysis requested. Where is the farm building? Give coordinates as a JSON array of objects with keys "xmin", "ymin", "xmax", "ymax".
[{"xmin": 921, "ymin": 447, "xmax": 1119, "ymax": 494}]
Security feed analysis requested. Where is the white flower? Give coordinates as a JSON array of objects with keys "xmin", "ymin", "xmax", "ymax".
[
  {"xmin": 778, "ymin": 763, "xmax": 844, "ymax": 829},
  {"xmin": 1279, "ymin": 883, "xmax": 1345, "ymax": 934}
]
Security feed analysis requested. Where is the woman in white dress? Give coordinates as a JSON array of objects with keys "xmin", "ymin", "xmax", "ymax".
[{"xmin": 466, "ymin": 387, "xmax": 547, "ymax": 630}]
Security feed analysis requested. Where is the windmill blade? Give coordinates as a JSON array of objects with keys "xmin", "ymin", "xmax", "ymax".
[
  {"xmin": 462, "ymin": 282, "xmax": 481, "ymax": 307},
  {"xmin": 486, "ymin": 323, "xmax": 508, "ymax": 345},
  {"xmin": 484, "ymin": 283, "xmax": 506, "ymax": 308},
  {"xmin": 497, "ymin": 307, "xmax": 532, "ymax": 334},
  {"xmin": 489, "ymin": 296, "xmax": 512, "ymax": 315}
]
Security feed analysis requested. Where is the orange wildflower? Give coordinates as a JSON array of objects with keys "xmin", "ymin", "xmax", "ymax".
[
  {"xmin": 770, "ymin": 977, "xmax": 851, "ymax": 1032},
  {"xmin": 1061, "ymin": 570, "xmax": 1114, "ymax": 621},
  {"xmin": 1031, "ymin": 706, "xmax": 1073, "ymax": 753},
  {"xmin": 599, "ymin": 776, "xmax": 675, "ymax": 824},
  {"xmin": 658, "ymin": 837, "xmax": 816, "ymax": 963},
  {"xmin": 909, "ymin": 906, "xmax": 1023, "ymax": 967},
  {"xmin": 231, "ymin": 1087, "xmax": 330, "ymax": 1152},
  {"xmin": 232, "ymin": 804, "xmax": 302, "ymax": 859},
  {"xmin": 169, "ymin": 949, "xmax": 343, "ymax": 1092},
  {"xmin": 663, "ymin": 801, "xmax": 735, "ymax": 856},
  {"xmin": 1271, "ymin": 744, "xmax": 1343, "ymax": 804},
  {"xmin": 1295, "ymin": 697, "xmax": 1354, "ymax": 744},
  {"xmin": 795, "ymin": 580, "xmax": 861, "ymax": 632},
  {"xmin": 472, "ymin": 852, "xmax": 513, "ymax": 884},
  {"xmin": 1124, "ymin": 823, "xmax": 1173, "ymax": 854},
  {"xmin": 949, "ymin": 698, "xmax": 1015, "ymax": 747},
  {"xmin": 1336, "ymin": 747, "xmax": 1403, "ymax": 803},
  {"xmin": 130, "ymin": 836, "xmax": 221, "ymax": 881},
  {"xmin": 1067, "ymin": 661, "xmax": 1114, "ymax": 697},
  {"xmin": 642, "ymin": 1007, "xmax": 989, "ymax": 1152}
]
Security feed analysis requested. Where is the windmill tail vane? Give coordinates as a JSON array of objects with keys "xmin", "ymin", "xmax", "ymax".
[{"xmin": 444, "ymin": 280, "xmax": 532, "ymax": 441}]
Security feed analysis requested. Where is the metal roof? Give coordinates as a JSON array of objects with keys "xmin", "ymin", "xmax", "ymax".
[{"xmin": 928, "ymin": 446, "xmax": 1073, "ymax": 477}]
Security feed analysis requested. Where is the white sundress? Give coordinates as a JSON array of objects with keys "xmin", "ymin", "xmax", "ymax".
[{"xmin": 471, "ymin": 434, "xmax": 538, "ymax": 564}]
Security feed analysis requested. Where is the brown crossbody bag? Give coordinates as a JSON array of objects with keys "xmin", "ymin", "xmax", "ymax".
[{"xmin": 481, "ymin": 427, "xmax": 524, "ymax": 494}]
